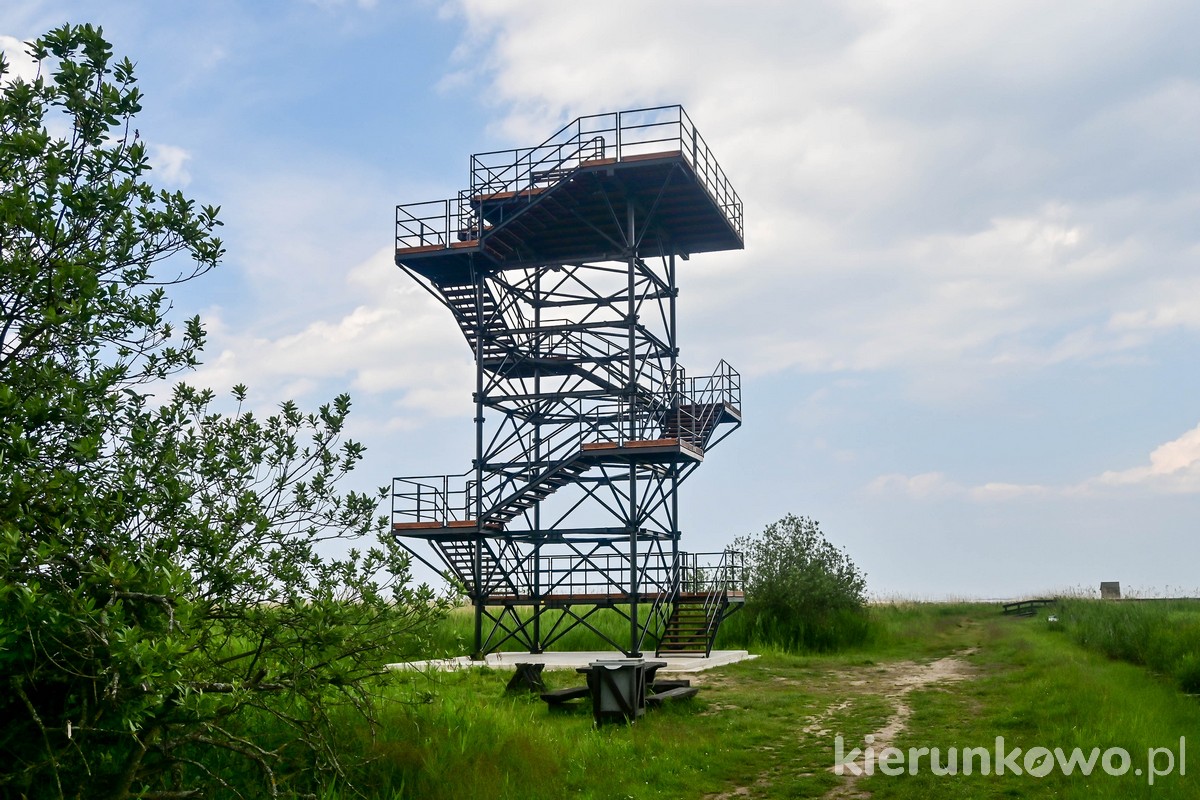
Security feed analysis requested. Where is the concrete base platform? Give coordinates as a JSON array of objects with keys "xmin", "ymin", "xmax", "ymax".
[{"xmin": 388, "ymin": 650, "xmax": 757, "ymax": 674}]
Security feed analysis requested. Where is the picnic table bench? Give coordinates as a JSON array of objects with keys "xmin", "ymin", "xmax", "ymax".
[
  {"xmin": 540, "ymin": 659, "xmax": 697, "ymax": 721},
  {"xmin": 645, "ymin": 685, "xmax": 699, "ymax": 707},
  {"xmin": 540, "ymin": 685, "xmax": 591, "ymax": 705},
  {"xmin": 1001, "ymin": 598, "xmax": 1056, "ymax": 616}
]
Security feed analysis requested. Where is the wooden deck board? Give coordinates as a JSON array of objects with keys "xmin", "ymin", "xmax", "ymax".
[
  {"xmin": 392, "ymin": 519, "xmax": 479, "ymax": 531},
  {"xmin": 618, "ymin": 149, "xmax": 683, "ymax": 163}
]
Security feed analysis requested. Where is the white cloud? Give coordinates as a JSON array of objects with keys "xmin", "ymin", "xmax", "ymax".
[
  {"xmin": 0, "ymin": 33, "xmax": 37, "ymax": 83},
  {"xmin": 148, "ymin": 143, "xmax": 193, "ymax": 188},
  {"xmin": 967, "ymin": 482, "xmax": 1051, "ymax": 502},
  {"xmin": 866, "ymin": 471, "xmax": 959, "ymax": 500},
  {"xmin": 1091, "ymin": 422, "xmax": 1200, "ymax": 494},
  {"xmin": 188, "ymin": 246, "xmax": 473, "ymax": 428},
  {"xmin": 444, "ymin": 0, "xmax": 1200, "ymax": 390},
  {"xmin": 303, "ymin": 0, "xmax": 378, "ymax": 10},
  {"xmin": 1108, "ymin": 268, "xmax": 1200, "ymax": 334},
  {"xmin": 871, "ymin": 421, "xmax": 1200, "ymax": 500}
]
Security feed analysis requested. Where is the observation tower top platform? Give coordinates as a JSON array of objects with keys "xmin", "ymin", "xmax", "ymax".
[{"xmin": 394, "ymin": 105, "xmax": 743, "ymax": 282}]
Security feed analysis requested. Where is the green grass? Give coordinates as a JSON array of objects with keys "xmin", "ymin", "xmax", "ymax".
[{"xmin": 187, "ymin": 602, "xmax": 1200, "ymax": 799}]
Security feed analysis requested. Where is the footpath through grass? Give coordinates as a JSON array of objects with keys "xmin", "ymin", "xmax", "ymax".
[
  {"xmin": 863, "ymin": 609, "xmax": 1197, "ymax": 800},
  {"xmin": 309, "ymin": 602, "xmax": 1199, "ymax": 799}
]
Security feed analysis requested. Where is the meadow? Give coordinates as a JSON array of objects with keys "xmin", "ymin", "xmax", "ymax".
[{"xmin": 225, "ymin": 599, "xmax": 1200, "ymax": 799}]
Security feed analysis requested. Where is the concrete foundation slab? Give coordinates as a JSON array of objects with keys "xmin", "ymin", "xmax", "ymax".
[{"xmin": 388, "ymin": 650, "xmax": 757, "ymax": 674}]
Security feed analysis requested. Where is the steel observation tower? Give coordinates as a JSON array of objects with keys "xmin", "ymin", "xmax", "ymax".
[{"xmin": 390, "ymin": 106, "xmax": 745, "ymax": 658}]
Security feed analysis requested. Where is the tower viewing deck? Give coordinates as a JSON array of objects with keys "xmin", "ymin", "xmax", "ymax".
[{"xmin": 390, "ymin": 105, "xmax": 745, "ymax": 658}]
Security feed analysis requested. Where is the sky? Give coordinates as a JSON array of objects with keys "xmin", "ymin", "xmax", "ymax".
[{"xmin": 3, "ymin": 0, "xmax": 1200, "ymax": 599}]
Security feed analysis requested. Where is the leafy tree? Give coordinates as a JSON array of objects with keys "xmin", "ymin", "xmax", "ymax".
[
  {"xmin": 734, "ymin": 514, "xmax": 868, "ymax": 651},
  {"xmin": 0, "ymin": 24, "xmax": 448, "ymax": 799}
]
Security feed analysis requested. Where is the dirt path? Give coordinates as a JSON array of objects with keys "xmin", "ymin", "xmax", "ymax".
[
  {"xmin": 701, "ymin": 648, "xmax": 979, "ymax": 800},
  {"xmin": 817, "ymin": 649, "xmax": 978, "ymax": 799}
]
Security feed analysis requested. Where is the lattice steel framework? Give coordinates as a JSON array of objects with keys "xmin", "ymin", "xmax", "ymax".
[{"xmin": 390, "ymin": 106, "xmax": 744, "ymax": 657}]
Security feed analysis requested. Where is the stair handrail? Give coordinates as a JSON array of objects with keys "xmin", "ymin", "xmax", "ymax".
[
  {"xmin": 529, "ymin": 135, "xmax": 606, "ymax": 186},
  {"xmin": 481, "ymin": 448, "xmax": 584, "ymax": 524},
  {"xmin": 470, "ymin": 134, "xmax": 606, "ymax": 199},
  {"xmin": 682, "ymin": 359, "xmax": 740, "ymax": 413},
  {"xmin": 471, "ymin": 114, "xmax": 613, "ymax": 197},
  {"xmin": 583, "ymin": 393, "xmax": 673, "ymax": 446},
  {"xmin": 531, "ymin": 324, "xmax": 671, "ymax": 395},
  {"xmin": 666, "ymin": 359, "xmax": 741, "ymax": 448},
  {"xmin": 645, "ymin": 550, "xmax": 682, "ymax": 647},
  {"xmin": 688, "ymin": 548, "xmax": 743, "ymax": 656}
]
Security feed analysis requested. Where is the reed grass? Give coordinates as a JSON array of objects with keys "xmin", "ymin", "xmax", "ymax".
[{"xmin": 1055, "ymin": 598, "xmax": 1200, "ymax": 692}]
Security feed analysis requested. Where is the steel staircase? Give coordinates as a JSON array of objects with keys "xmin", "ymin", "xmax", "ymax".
[
  {"xmin": 483, "ymin": 455, "xmax": 592, "ymax": 526},
  {"xmin": 474, "ymin": 181, "xmax": 592, "ymax": 265},
  {"xmin": 661, "ymin": 403, "xmax": 724, "ymax": 450},
  {"xmin": 655, "ymin": 548, "xmax": 745, "ymax": 656},
  {"xmin": 437, "ymin": 281, "xmax": 512, "ymax": 359},
  {"xmin": 437, "ymin": 279, "xmax": 655, "ymax": 397},
  {"xmin": 656, "ymin": 598, "xmax": 720, "ymax": 656},
  {"xmin": 433, "ymin": 539, "xmax": 517, "ymax": 599}
]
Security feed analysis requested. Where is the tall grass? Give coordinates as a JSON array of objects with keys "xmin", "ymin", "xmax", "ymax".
[
  {"xmin": 1056, "ymin": 598, "xmax": 1200, "ymax": 693},
  {"xmin": 427, "ymin": 601, "xmax": 885, "ymax": 657},
  {"xmin": 425, "ymin": 604, "xmax": 674, "ymax": 655},
  {"xmin": 313, "ymin": 666, "xmax": 749, "ymax": 800},
  {"xmin": 715, "ymin": 605, "xmax": 872, "ymax": 652}
]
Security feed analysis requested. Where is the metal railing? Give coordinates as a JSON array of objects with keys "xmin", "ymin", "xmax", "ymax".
[
  {"xmin": 676, "ymin": 359, "xmax": 740, "ymax": 415},
  {"xmin": 395, "ymin": 105, "xmax": 743, "ymax": 253},
  {"xmin": 390, "ymin": 473, "xmax": 473, "ymax": 526},
  {"xmin": 584, "ymin": 359, "xmax": 740, "ymax": 449},
  {"xmin": 391, "ymin": 357, "xmax": 739, "ymax": 529},
  {"xmin": 470, "ymin": 105, "xmax": 742, "ymax": 238},
  {"xmin": 683, "ymin": 549, "xmax": 744, "ymax": 596},
  {"xmin": 666, "ymin": 360, "xmax": 741, "ymax": 447},
  {"xmin": 532, "ymin": 549, "xmax": 741, "ymax": 603},
  {"xmin": 532, "ymin": 550, "xmax": 707, "ymax": 600},
  {"xmin": 394, "ymin": 190, "xmax": 487, "ymax": 251}
]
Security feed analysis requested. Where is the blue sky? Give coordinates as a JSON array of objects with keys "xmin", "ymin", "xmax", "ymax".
[{"xmin": 4, "ymin": 0, "xmax": 1200, "ymax": 598}]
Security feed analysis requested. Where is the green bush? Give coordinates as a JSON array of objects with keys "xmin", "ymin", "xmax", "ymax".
[{"xmin": 731, "ymin": 514, "xmax": 868, "ymax": 652}]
